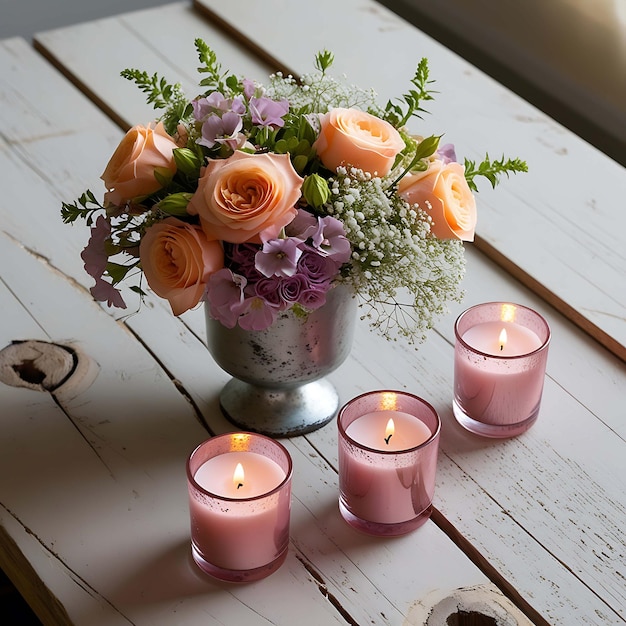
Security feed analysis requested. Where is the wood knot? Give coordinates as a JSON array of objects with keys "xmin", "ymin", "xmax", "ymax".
[
  {"xmin": 406, "ymin": 584, "xmax": 536, "ymax": 626},
  {"xmin": 0, "ymin": 340, "xmax": 97, "ymax": 396}
]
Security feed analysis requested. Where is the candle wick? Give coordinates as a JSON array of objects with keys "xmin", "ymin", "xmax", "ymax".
[
  {"xmin": 500, "ymin": 344, "xmax": 503, "ymax": 351},
  {"xmin": 384, "ymin": 434, "xmax": 392, "ymax": 445},
  {"xmin": 237, "ymin": 483, "xmax": 243, "ymax": 489}
]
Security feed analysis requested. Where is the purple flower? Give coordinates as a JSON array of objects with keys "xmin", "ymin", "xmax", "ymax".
[
  {"xmin": 90, "ymin": 277, "xmax": 127, "ymax": 309},
  {"xmin": 437, "ymin": 143, "xmax": 457, "ymax": 164},
  {"xmin": 310, "ymin": 216, "xmax": 351, "ymax": 263},
  {"xmin": 198, "ymin": 112, "xmax": 245, "ymax": 151},
  {"xmin": 285, "ymin": 209, "xmax": 318, "ymax": 240},
  {"xmin": 238, "ymin": 296, "xmax": 280, "ymax": 331},
  {"xmin": 278, "ymin": 274, "xmax": 308, "ymax": 304},
  {"xmin": 192, "ymin": 93, "xmax": 245, "ymax": 120},
  {"xmin": 242, "ymin": 78, "xmax": 257, "ymax": 100},
  {"xmin": 249, "ymin": 96, "xmax": 289, "ymax": 128},
  {"xmin": 255, "ymin": 238, "xmax": 302, "ymax": 278},
  {"xmin": 297, "ymin": 251, "xmax": 339, "ymax": 284},
  {"xmin": 205, "ymin": 268, "xmax": 248, "ymax": 328},
  {"xmin": 285, "ymin": 210, "xmax": 350, "ymax": 264},
  {"xmin": 81, "ymin": 215, "xmax": 110, "ymax": 280},
  {"xmin": 227, "ymin": 243, "xmax": 260, "ymax": 272},
  {"xmin": 254, "ymin": 277, "xmax": 286, "ymax": 309},
  {"xmin": 297, "ymin": 286, "xmax": 328, "ymax": 310}
]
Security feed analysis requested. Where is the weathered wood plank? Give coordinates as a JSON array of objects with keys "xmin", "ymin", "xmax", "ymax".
[
  {"xmin": 32, "ymin": 2, "xmax": 274, "ymax": 132},
  {"xmin": 303, "ymin": 255, "xmax": 626, "ymax": 626},
  {"xmin": 191, "ymin": 0, "xmax": 626, "ymax": 364},
  {"xmin": 0, "ymin": 232, "xmax": 504, "ymax": 625}
]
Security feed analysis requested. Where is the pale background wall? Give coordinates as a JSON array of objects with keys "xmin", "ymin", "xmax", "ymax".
[
  {"xmin": 379, "ymin": 0, "xmax": 626, "ymax": 167},
  {"xmin": 0, "ymin": 0, "xmax": 173, "ymax": 39}
]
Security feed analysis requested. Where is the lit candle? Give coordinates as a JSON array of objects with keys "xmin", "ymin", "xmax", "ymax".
[
  {"xmin": 194, "ymin": 451, "xmax": 285, "ymax": 498},
  {"xmin": 461, "ymin": 321, "xmax": 542, "ymax": 356},
  {"xmin": 345, "ymin": 410, "xmax": 431, "ymax": 451},
  {"xmin": 187, "ymin": 433, "xmax": 292, "ymax": 582},
  {"xmin": 337, "ymin": 391, "xmax": 440, "ymax": 536},
  {"xmin": 453, "ymin": 302, "xmax": 550, "ymax": 438}
]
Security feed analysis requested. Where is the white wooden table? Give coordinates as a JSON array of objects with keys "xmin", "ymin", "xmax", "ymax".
[{"xmin": 1, "ymin": 1, "xmax": 624, "ymax": 624}]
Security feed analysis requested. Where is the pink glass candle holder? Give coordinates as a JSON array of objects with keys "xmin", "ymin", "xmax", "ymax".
[
  {"xmin": 453, "ymin": 302, "xmax": 551, "ymax": 438},
  {"xmin": 186, "ymin": 432, "xmax": 292, "ymax": 582},
  {"xmin": 337, "ymin": 390, "xmax": 441, "ymax": 536}
]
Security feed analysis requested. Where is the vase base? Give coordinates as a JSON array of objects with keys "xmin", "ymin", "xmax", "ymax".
[{"xmin": 219, "ymin": 377, "xmax": 339, "ymax": 437}]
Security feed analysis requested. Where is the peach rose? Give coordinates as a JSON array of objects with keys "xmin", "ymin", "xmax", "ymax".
[
  {"xmin": 139, "ymin": 218, "xmax": 224, "ymax": 316},
  {"xmin": 101, "ymin": 122, "xmax": 178, "ymax": 205},
  {"xmin": 188, "ymin": 151, "xmax": 302, "ymax": 244},
  {"xmin": 313, "ymin": 108, "xmax": 405, "ymax": 176},
  {"xmin": 398, "ymin": 160, "xmax": 477, "ymax": 241}
]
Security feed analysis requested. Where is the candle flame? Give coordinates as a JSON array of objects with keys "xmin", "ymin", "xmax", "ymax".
[
  {"xmin": 499, "ymin": 328, "xmax": 508, "ymax": 351},
  {"xmin": 384, "ymin": 418, "xmax": 395, "ymax": 445},
  {"xmin": 500, "ymin": 303, "xmax": 516, "ymax": 323},
  {"xmin": 233, "ymin": 462, "xmax": 245, "ymax": 489}
]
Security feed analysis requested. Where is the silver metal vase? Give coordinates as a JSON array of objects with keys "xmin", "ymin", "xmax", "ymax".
[{"xmin": 205, "ymin": 284, "xmax": 357, "ymax": 437}]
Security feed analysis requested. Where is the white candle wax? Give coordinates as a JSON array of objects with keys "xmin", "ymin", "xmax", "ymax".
[
  {"xmin": 190, "ymin": 451, "xmax": 288, "ymax": 571},
  {"xmin": 346, "ymin": 410, "xmax": 431, "ymax": 451},
  {"xmin": 194, "ymin": 451, "xmax": 285, "ymax": 498},
  {"xmin": 462, "ymin": 321, "xmax": 542, "ymax": 356}
]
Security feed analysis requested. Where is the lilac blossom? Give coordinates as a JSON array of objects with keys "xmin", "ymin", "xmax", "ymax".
[
  {"xmin": 90, "ymin": 277, "xmax": 127, "ymax": 309},
  {"xmin": 205, "ymin": 268, "xmax": 248, "ymax": 328},
  {"xmin": 81, "ymin": 215, "xmax": 110, "ymax": 281},
  {"xmin": 192, "ymin": 93, "xmax": 245, "ymax": 120},
  {"xmin": 198, "ymin": 112, "xmax": 245, "ymax": 151},
  {"xmin": 436, "ymin": 143, "xmax": 457, "ymax": 164},
  {"xmin": 80, "ymin": 216, "xmax": 128, "ymax": 309},
  {"xmin": 278, "ymin": 274, "xmax": 308, "ymax": 304},
  {"xmin": 285, "ymin": 209, "xmax": 318, "ymax": 241},
  {"xmin": 255, "ymin": 238, "xmax": 302, "ymax": 277},
  {"xmin": 297, "ymin": 251, "xmax": 338, "ymax": 285},
  {"xmin": 309, "ymin": 216, "xmax": 351, "ymax": 262},
  {"xmin": 254, "ymin": 277, "xmax": 286, "ymax": 309},
  {"xmin": 242, "ymin": 78, "xmax": 257, "ymax": 100},
  {"xmin": 249, "ymin": 97, "xmax": 289, "ymax": 128},
  {"xmin": 297, "ymin": 286, "xmax": 328, "ymax": 310},
  {"xmin": 287, "ymin": 211, "xmax": 351, "ymax": 264},
  {"xmin": 238, "ymin": 296, "xmax": 280, "ymax": 331}
]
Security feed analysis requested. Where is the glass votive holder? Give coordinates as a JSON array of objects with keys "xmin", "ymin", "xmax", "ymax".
[
  {"xmin": 453, "ymin": 302, "xmax": 551, "ymax": 438},
  {"xmin": 337, "ymin": 390, "xmax": 441, "ymax": 537},
  {"xmin": 186, "ymin": 432, "xmax": 292, "ymax": 582}
]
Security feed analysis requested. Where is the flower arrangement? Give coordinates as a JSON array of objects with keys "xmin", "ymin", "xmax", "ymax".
[{"xmin": 62, "ymin": 40, "xmax": 526, "ymax": 342}]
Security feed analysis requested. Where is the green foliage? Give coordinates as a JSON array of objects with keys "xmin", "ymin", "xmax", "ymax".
[
  {"xmin": 105, "ymin": 261, "xmax": 136, "ymax": 285},
  {"xmin": 195, "ymin": 38, "xmax": 239, "ymax": 96},
  {"xmin": 61, "ymin": 190, "xmax": 103, "ymax": 226},
  {"xmin": 383, "ymin": 58, "xmax": 436, "ymax": 127},
  {"xmin": 120, "ymin": 68, "xmax": 188, "ymax": 134},
  {"xmin": 391, "ymin": 134, "xmax": 441, "ymax": 187},
  {"xmin": 314, "ymin": 50, "xmax": 335, "ymax": 74},
  {"xmin": 464, "ymin": 155, "xmax": 529, "ymax": 191}
]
